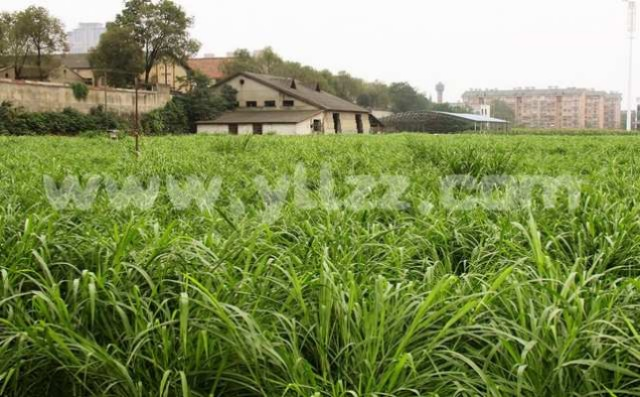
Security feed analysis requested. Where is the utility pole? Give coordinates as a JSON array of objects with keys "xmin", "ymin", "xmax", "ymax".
[{"xmin": 625, "ymin": 0, "xmax": 637, "ymax": 131}]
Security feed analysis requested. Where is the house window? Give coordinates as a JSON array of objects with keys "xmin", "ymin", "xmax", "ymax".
[
  {"xmin": 246, "ymin": 101, "xmax": 258, "ymax": 108},
  {"xmin": 283, "ymin": 100, "xmax": 295, "ymax": 107},
  {"xmin": 229, "ymin": 124, "xmax": 239, "ymax": 135},
  {"xmin": 264, "ymin": 100, "xmax": 276, "ymax": 108},
  {"xmin": 312, "ymin": 119, "xmax": 322, "ymax": 133},
  {"xmin": 253, "ymin": 124, "xmax": 263, "ymax": 135}
]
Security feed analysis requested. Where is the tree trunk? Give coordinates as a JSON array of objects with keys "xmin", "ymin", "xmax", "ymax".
[{"xmin": 36, "ymin": 48, "xmax": 43, "ymax": 81}]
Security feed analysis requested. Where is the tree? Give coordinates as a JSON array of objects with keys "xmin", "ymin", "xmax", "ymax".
[
  {"xmin": 255, "ymin": 47, "xmax": 284, "ymax": 74},
  {"xmin": 89, "ymin": 24, "xmax": 145, "ymax": 88},
  {"xmin": 20, "ymin": 6, "xmax": 67, "ymax": 80},
  {"xmin": 388, "ymin": 82, "xmax": 431, "ymax": 113},
  {"xmin": 357, "ymin": 81, "xmax": 390, "ymax": 110},
  {"xmin": 220, "ymin": 49, "xmax": 261, "ymax": 76},
  {"xmin": 0, "ymin": 12, "xmax": 9, "ymax": 60},
  {"xmin": 115, "ymin": 0, "xmax": 200, "ymax": 86},
  {"xmin": 334, "ymin": 71, "xmax": 364, "ymax": 102},
  {"xmin": 178, "ymin": 70, "xmax": 237, "ymax": 132},
  {"xmin": 144, "ymin": 71, "xmax": 237, "ymax": 134},
  {"xmin": 1, "ymin": 11, "xmax": 31, "ymax": 79},
  {"xmin": 490, "ymin": 100, "xmax": 515, "ymax": 123}
]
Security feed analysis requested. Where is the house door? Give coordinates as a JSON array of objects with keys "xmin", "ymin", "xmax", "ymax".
[
  {"xmin": 253, "ymin": 124, "xmax": 263, "ymax": 135},
  {"xmin": 356, "ymin": 114, "xmax": 364, "ymax": 134},
  {"xmin": 333, "ymin": 113, "xmax": 341, "ymax": 133}
]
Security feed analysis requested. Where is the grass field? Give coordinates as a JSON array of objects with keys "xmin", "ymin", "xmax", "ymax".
[{"xmin": 1, "ymin": 134, "xmax": 640, "ymax": 396}]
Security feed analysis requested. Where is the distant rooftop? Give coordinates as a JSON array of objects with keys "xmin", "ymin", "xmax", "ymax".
[{"xmin": 187, "ymin": 57, "xmax": 231, "ymax": 80}]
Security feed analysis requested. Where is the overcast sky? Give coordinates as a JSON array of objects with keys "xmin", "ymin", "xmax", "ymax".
[{"xmin": 2, "ymin": 0, "xmax": 635, "ymax": 105}]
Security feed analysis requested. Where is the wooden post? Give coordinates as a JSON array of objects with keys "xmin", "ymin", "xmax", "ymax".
[
  {"xmin": 134, "ymin": 77, "xmax": 140, "ymax": 156},
  {"xmin": 103, "ymin": 73, "xmax": 108, "ymax": 112}
]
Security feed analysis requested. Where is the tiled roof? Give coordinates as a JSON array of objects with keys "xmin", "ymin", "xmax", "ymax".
[
  {"xmin": 187, "ymin": 58, "xmax": 230, "ymax": 80},
  {"xmin": 199, "ymin": 110, "xmax": 322, "ymax": 124}
]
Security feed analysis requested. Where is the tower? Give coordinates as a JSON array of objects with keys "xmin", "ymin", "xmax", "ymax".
[{"xmin": 436, "ymin": 82, "xmax": 445, "ymax": 104}]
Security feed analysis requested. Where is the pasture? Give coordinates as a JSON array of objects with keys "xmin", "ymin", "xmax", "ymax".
[{"xmin": 1, "ymin": 134, "xmax": 640, "ymax": 396}]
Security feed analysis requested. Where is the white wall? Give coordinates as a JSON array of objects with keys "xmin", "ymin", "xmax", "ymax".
[
  {"xmin": 197, "ymin": 124, "xmax": 228, "ymax": 134},
  {"xmin": 220, "ymin": 76, "xmax": 317, "ymax": 111},
  {"xmin": 197, "ymin": 113, "xmax": 372, "ymax": 136},
  {"xmin": 198, "ymin": 123, "xmax": 308, "ymax": 135}
]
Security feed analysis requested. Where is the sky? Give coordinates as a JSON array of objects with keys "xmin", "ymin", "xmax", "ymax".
[{"xmin": 2, "ymin": 0, "xmax": 636, "ymax": 105}]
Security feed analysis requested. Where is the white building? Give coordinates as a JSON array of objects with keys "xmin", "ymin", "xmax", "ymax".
[
  {"xmin": 67, "ymin": 23, "xmax": 105, "ymax": 54},
  {"xmin": 197, "ymin": 72, "xmax": 375, "ymax": 135}
]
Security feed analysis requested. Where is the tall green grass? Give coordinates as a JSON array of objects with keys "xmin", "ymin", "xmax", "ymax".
[{"xmin": 1, "ymin": 134, "xmax": 640, "ymax": 396}]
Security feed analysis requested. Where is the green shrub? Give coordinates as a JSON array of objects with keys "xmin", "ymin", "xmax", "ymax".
[
  {"xmin": 141, "ymin": 99, "xmax": 189, "ymax": 135},
  {"xmin": 71, "ymin": 83, "xmax": 89, "ymax": 101},
  {"xmin": 141, "ymin": 108, "xmax": 166, "ymax": 135},
  {"xmin": 89, "ymin": 105, "xmax": 127, "ymax": 131},
  {"xmin": 0, "ymin": 102, "xmax": 129, "ymax": 135}
]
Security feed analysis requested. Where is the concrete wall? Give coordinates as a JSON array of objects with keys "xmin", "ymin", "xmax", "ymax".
[
  {"xmin": 0, "ymin": 78, "xmax": 171, "ymax": 115},
  {"xmin": 322, "ymin": 111, "xmax": 371, "ymax": 134}
]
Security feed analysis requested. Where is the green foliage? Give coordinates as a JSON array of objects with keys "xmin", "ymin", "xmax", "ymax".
[
  {"xmin": 0, "ymin": 6, "xmax": 67, "ymax": 80},
  {"xmin": 1, "ymin": 135, "xmax": 640, "ymax": 396},
  {"xmin": 143, "ymin": 71, "xmax": 237, "ymax": 134},
  {"xmin": 0, "ymin": 102, "xmax": 127, "ymax": 135},
  {"xmin": 89, "ymin": 24, "xmax": 145, "ymax": 88},
  {"xmin": 0, "ymin": 13, "xmax": 9, "ymax": 59},
  {"xmin": 114, "ymin": 0, "xmax": 200, "ymax": 86},
  {"xmin": 491, "ymin": 99, "xmax": 516, "ymax": 123},
  {"xmin": 142, "ymin": 99, "xmax": 189, "ymax": 135},
  {"xmin": 388, "ymin": 82, "xmax": 432, "ymax": 113},
  {"xmin": 71, "ymin": 82, "xmax": 89, "ymax": 101}
]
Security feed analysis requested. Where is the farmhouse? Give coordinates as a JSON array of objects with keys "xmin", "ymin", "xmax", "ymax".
[{"xmin": 197, "ymin": 72, "xmax": 374, "ymax": 135}]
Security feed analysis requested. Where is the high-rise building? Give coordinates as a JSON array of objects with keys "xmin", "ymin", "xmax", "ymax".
[
  {"xmin": 67, "ymin": 23, "xmax": 105, "ymax": 54},
  {"xmin": 462, "ymin": 88, "xmax": 622, "ymax": 129}
]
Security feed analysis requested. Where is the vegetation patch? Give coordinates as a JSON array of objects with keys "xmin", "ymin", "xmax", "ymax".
[
  {"xmin": 1, "ymin": 134, "xmax": 640, "ymax": 396},
  {"xmin": 71, "ymin": 82, "xmax": 89, "ymax": 101}
]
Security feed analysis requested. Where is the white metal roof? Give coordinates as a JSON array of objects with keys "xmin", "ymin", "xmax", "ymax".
[{"xmin": 434, "ymin": 112, "xmax": 509, "ymax": 124}]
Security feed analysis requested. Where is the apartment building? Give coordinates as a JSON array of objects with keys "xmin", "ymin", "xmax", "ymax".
[{"xmin": 462, "ymin": 88, "xmax": 621, "ymax": 129}]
